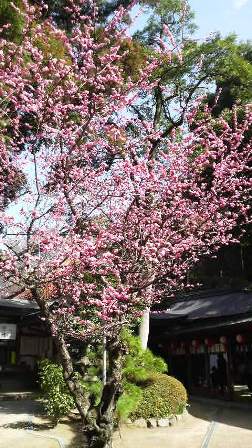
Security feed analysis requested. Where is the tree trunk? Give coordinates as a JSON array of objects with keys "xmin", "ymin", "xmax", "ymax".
[
  {"xmin": 31, "ymin": 288, "xmax": 89, "ymax": 424},
  {"xmin": 32, "ymin": 288, "xmax": 123, "ymax": 448},
  {"xmin": 86, "ymin": 339, "xmax": 123, "ymax": 448},
  {"xmin": 55, "ymin": 336, "xmax": 123, "ymax": 448},
  {"xmin": 54, "ymin": 336, "xmax": 91, "ymax": 423}
]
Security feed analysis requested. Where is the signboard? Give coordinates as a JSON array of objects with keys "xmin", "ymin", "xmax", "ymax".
[{"xmin": 0, "ymin": 324, "xmax": 17, "ymax": 340}]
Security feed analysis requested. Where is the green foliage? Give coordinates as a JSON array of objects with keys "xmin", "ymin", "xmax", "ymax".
[
  {"xmin": 205, "ymin": 36, "xmax": 252, "ymax": 116},
  {"xmin": 118, "ymin": 332, "xmax": 187, "ymax": 421},
  {"xmin": 116, "ymin": 382, "xmax": 143, "ymax": 421},
  {"xmin": 33, "ymin": 24, "xmax": 71, "ymax": 63},
  {"xmin": 82, "ymin": 378, "xmax": 102, "ymax": 406},
  {"xmin": 0, "ymin": 1, "xmax": 70, "ymax": 61},
  {"xmin": 119, "ymin": 39, "xmax": 148, "ymax": 81},
  {"xmin": 0, "ymin": 0, "xmax": 24, "ymax": 43},
  {"xmin": 38, "ymin": 359, "xmax": 75, "ymax": 422},
  {"xmin": 38, "ymin": 357, "xmax": 103, "ymax": 421},
  {"xmin": 131, "ymin": 373, "xmax": 187, "ymax": 420},
  {"xmin": 38, "ymin": 333, "xmax": 186, "ymax": 424},
  {"xmin": 116, "ymin": 330, "xmax": 168, "ymax": 421},
  {"xmin": 38, "ymin": 332, "xmax": 169, "ymax": 423},
  {"xmin": 122, "ymin": 330, "xmax": 167, "ymax": 383},
  {"xmin": 135, "ymin": 0, "xmax": 196, "ymax": 46}
]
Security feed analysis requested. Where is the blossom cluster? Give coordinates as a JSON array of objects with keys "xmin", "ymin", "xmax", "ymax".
[{"xmin": 0, "ymin": 1, "xmax": 251, "ymax": 341}]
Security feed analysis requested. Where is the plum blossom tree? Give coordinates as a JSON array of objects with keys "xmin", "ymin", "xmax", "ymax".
[{"xmin": 0, "ymin": 1, "xmax": 251, "ymax": 447}]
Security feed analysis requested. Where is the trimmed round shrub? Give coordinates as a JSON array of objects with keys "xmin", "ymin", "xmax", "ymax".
[{"xmin": 131, "ymin": 373, "xmax": 187, "ymax": 420}]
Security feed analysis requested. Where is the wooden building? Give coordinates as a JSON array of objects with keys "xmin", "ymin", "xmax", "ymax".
[
  {"xmin": 0, "ymin": 298, "xmax": 52, "ymax": 391},
  {"xmin": 149, "ymin": 289, "xmax": 252, "ymax": 401}
]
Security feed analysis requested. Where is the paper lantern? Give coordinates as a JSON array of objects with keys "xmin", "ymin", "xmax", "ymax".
[
  {"xmin": 204, "ymin": 338, "xmax": 214, "ymax": 347},
  {"xmin": 192, "ymin": 339, "xmax": 200, "ymax": 348},
  {"xmin": 236, "ymin": 334, "xmax": 245, "ymax": 344}
]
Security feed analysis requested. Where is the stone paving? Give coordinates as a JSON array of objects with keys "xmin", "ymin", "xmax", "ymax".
[
  {"xmin": 113, "ymin": 401, "xmax": 252, "ymax": 448},
  {"xmin": 1, "ymin": 398, "xmax": 252, "ymax": 447}
]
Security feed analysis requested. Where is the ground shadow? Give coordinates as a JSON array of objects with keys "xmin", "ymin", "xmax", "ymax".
[
  {"xmin": 3, "ymin": 419, "xmax": 86, "ymax": 447},
  {"xmin": 189, "ymin": 396, "xmax": 252, "ymax": 431},
  {"xmin": 66, "ymin": 425, "xmax": 87, "ymax": 448},
  {"xmin": 0, "ymin": 399, "xmax": 86, "ymax": 448},
  {"xmin": 2, "ymin": 420, "xmax": 54, "ymax": 430},
  {"xmin": 0, "ymin": 398, "xmax": 43, "ymax": 416}
]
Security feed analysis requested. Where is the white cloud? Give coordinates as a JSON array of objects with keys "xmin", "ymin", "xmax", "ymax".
[{"xmin": 233, "ymin": 0, "xmax": 249, "ymax": 10}]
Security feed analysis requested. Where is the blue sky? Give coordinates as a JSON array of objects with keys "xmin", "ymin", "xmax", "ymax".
[
  {"xmin": 189, "ymin": 0, "xmax": 252, "ymax": 41},
  {"xmin": 132, "ymin": 1, "xmax": 252, "ymax": 41}
]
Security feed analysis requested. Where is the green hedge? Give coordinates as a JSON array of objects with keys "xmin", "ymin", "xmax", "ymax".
[
  {"xmin": 131, "ymin": 373, "xmax": 187, "ymax": 420},
  {"xmin": 38, "ymin": 359, "xmax": 75, "ymax": 422}
]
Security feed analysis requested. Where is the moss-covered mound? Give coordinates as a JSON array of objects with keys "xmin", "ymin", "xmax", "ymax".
[{"xmin": 131, "ymin": 373, "xmax": 187, "ymax": 420}]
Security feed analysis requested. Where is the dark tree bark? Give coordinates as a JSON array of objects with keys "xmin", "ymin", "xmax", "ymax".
[
  {"xmin": 85, "ymin": 339, "xmax": 124, "ymax": 448},
  {"xmin": 54, "ymin": 335, "xmax": 91, "ymax": 423}
]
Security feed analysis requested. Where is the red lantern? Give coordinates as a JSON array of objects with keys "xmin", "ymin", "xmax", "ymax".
[
  {"xmin": 192, "ymin": 339, "xmax": 200, "ymax": 348},
  {"xmin": 204, "ymin": 338, "xmax": 214, "ymax": 348},
  {"xmin": 236, "ymin": 334, "xmax": 245, "ymax": 344}
]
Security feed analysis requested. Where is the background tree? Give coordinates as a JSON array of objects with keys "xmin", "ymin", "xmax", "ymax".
[{"xmin": 2, "ymin": 0, "xmax": 252, "ymax": 128}]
